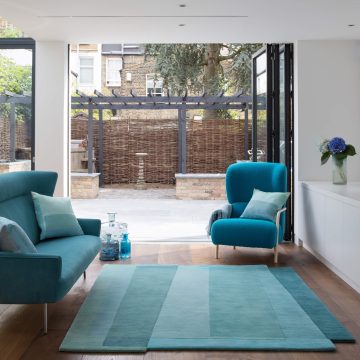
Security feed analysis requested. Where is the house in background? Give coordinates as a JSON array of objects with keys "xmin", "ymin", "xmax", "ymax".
[{"xmin": 70, "ymin": 43, "xmax": 173, "ymax": 119}]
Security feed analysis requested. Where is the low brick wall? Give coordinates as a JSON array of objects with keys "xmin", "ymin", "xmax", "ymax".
[
  {"xmin": 175, "ymin": 173, "xmax": 226, "ymax": 200},
  {"xmin": 0, "ymin": 160, "xmax": 31, "ymax": 174},
  {"xmin": 71, "ymin": 173, "xmax": 100, "ymax": 199}
]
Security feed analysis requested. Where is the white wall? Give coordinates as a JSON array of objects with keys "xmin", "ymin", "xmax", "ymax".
[
  {"xmin": 295, "ymin": 40, "xmax": 360, "ymax": 182},
  {"xmin": 35, "ymin": 42, "xmax": 69, "ymax": 196}
]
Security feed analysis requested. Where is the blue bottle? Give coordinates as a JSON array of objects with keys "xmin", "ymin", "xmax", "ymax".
[{"xmin": 120, "ymin": 233, "xmax": 131, "ymax": 259}]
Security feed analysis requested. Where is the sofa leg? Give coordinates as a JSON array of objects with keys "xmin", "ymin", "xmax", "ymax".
[
  {"xmin": 83, "ymin": 271, "xmax": 86, "ymax": 279},
  {"xmin": 215, "ymin": 245, "xmax": 219, "ymax": 259},
  {"xmin": 43, "ymin": 303, "xmax": 48, "ymax": 335},
  {"xmin": 274, "ymin": 246, "xmax": 278, "ymax": 264},
  {"xmin": 233, "ymin": 246, "xmax": 236, "ymax": 250}
]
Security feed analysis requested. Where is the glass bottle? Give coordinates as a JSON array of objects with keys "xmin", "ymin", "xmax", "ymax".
[{"xmin": 120, "ymin": 232, "xmax": 131, "ymax": 259}]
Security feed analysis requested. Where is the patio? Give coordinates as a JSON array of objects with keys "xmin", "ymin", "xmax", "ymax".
[{"xmin": 72, "ymin": 186, "xmax": 224, "ymax": 242}]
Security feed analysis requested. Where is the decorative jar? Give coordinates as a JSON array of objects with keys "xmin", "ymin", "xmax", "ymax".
[{"xmin": 99, "ymin": 213, "xmax": 127, "ymax": 261}]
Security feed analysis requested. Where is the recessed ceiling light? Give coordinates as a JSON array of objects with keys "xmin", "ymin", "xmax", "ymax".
[
  {"xmin": 179, "ymin": 23, "xmax": 186, "ymax": 27},
  {"xmin": 179, "ymin": 4, "xmax": 187, "ymax": 7},
  {"xmin": 348, "ymin": 24, "xmax": 355, "ymax": 27}
]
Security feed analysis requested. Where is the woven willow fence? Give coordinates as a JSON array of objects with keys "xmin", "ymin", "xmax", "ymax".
[
  {"xmin": 0, "ymin": 117, "xmax": 31, "ymax": 161},
  {"xmin": 71, "ymin": 117, "xmax": 252, "ymax": 184}
]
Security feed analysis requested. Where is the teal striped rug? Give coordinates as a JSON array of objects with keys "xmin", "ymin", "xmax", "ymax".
[{"xmin": 60, "ymin": 265, "xmax": 354, "ymax": 353}]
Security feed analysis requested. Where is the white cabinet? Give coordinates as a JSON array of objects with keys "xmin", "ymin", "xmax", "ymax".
[{"xmin": 298, "ymin": 182, "xmax": 360, "ymax": 293}]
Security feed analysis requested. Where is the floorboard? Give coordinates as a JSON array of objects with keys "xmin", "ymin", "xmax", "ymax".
[{"xmin": 0, "ymin": 243, "xmax": 358, "ymax": 360}]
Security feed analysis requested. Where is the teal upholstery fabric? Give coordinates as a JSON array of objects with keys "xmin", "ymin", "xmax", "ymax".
[
  {"xmin": 0, "ymin": 217, "xmax": 37, "ymax": 253},
  {"xmin": 211, "ymin": 162, "xmax": 287, "ymax": 249},
  {"xmin": 0, "ymin": 171, "xmax": 101, "ymax": 305},
  {"xmin": 36, "ymin": 235, "xmax": 101, "ymax": 301},
  {"xmin": 211, "ymin": 218, "xmax": 277, "ymax": 248},
  {"xmin": 0, "ymin": 171, "xmax": 57, "ymax": 244},
  {"xmin": 77, "ymin": 218, "xmax": 101, "ymax": 236},
  {"xmin": 241, "ymin": 189, "xmax": 290, "ymax": 222},
  {"xmin": 0, "ymin": 252, "xmax": 61, "ymax": 303},
  {"xmin": 32, "ymin": 192, "xmax": 83, "ymax": 240}
]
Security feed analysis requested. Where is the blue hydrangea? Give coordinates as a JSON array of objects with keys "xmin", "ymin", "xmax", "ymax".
[{"xmin": 328, "ymin": 137, "xmax": 346, "ymax": 154}]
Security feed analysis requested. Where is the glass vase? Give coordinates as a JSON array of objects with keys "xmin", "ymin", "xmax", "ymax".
[{"xmin": 332, "ymin": 157, "xmax": 347, "ymax": 185}]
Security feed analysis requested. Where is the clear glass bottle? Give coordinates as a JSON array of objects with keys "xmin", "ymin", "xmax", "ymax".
[
  {"xmin": 99, "ymin": 213, "xmax": 120, "ymax": 261},
  {"xmin": 120, "ymin": 232, "xmax": 131, "ymax": 259}
]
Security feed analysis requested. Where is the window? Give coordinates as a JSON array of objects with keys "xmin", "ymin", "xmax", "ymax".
[
  {"xmin": 79, "ymin": 56, "xmax": 94, "ymax": 86},
  {"xmin": 146, "ymin": 74, "xmax": 163, "ymax": 96},
  {"xmin": 106, "ymin": 58, "xmax": 122, "ymax": 86}
]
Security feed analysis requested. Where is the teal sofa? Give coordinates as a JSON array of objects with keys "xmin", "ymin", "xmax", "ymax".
[
  {"xmin": 211, "ymin": 162, "xmax": 287, "ymax": 263},
  {"xmin": 0, "ymin": 171, "xmax": 101, "ymax": 333}
]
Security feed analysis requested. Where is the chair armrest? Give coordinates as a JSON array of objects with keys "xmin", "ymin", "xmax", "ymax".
[
  {"xmin": 0, "ymin": 252, "xmax": 62, "ymax": 304},
  {"xmin": 77, "ymin": 218, "xmax": 101, "ymax": 236}
]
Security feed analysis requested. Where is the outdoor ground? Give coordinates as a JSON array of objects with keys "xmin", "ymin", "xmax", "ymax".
[{"xmin": 72, "ymin": 185, "xmax": 224, "ymax": 242}]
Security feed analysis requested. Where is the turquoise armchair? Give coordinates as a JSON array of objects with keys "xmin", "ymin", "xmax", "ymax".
[
  {"xmin": 0, "ymin": 171, "xmax": 101, "ymax": 333},
  {"xmin": 211, "ymin": 162, "xmax": 287, "ymax": 263}
]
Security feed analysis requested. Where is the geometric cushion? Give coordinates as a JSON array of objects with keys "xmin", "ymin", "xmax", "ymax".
[
  {"xmin": 31, "ymin": 192, "xmax": 83, "ymax": 241},
  {"xmin": 240, "ymin": 189, "xmax": 290, "ymax": 223},
  {"xmin": 0, "ymin": 216, "xmax": 37, "ymax": 253}
]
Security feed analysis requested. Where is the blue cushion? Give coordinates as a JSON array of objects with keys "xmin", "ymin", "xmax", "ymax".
[
  {"xmin": 35, "ymin": 235, "xmax": 101, "ymax": 301},
  {"xmin": 241, "ymin": 189, "xmax": 290, "ymax": 222},
  {"xmin": 32, "ymin": 192, "xmax": 84, "ymax": 241},
  {"xmin": 211, "ymin": 218, "xmax": 278, "ymax": 249},
  {"xmin": 0, "ymin": 217, "xmax": 37, "ymax": 253}
]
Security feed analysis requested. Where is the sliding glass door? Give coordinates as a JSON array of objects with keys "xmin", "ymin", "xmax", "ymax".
[{"xmin": 0, "ymin": 38, "xmax": 35, "ymax": 169}]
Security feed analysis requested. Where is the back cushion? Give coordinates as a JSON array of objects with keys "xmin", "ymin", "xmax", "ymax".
[
  {"xmin": 0, "ymin": 171, "xmax": 58, "ymax": 244},
  {"xmin": 0, "ymin": 194, "xmax": 41, "ymax": 244}
]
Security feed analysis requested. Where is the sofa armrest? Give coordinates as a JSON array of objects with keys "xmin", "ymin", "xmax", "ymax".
[
  {"xmin": 0, "ymin": 252, "xmax": 62, "ymax": 304},
  {"xmin": 77, "ymin": 218, "xmax": 101, "ymax": 236}
]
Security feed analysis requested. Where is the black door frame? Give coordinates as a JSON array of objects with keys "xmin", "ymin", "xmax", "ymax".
[
  {"xmin": 0, "ymin": 38, "xmax": 36, "ymax": 170},
  {"xmin": 252, "ymin": 43, "xmax": 294, "ymax": 241}
]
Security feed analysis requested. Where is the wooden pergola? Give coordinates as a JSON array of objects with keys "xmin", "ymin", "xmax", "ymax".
[
  {"xmin": 0, "ymin": 91, "xmax": 32, "ymax": 162},
  {"xmin": 71, "ymin": 90, "xmax": 263, "ymax": 186}
]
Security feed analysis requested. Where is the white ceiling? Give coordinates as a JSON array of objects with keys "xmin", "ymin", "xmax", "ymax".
[{"xmin": 1, "ymin": 0, "xmax": 360, "ymax": 43}]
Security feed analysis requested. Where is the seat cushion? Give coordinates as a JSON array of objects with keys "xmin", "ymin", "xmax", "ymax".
[
  {"xmin": 35, "ymin": 235, "xmax": 101, "ymax": 301},
  {"xmin": 211, "ymin": 218, "xmax": 278, "ymax": 249}
]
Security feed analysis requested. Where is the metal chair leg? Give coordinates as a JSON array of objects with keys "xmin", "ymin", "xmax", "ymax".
[
  {"xmin": 43, "ymin": 303, "xmax": 48, "ymax": 334},
  {"xmin": 274, "ymin": 246, "xmax": 278, "ymax": 264},
  {"xmin": 215, "ymin": 245, "xmax": 219, "ymax": 259},
  {"xmin": 83, "ymin": 270, "xmax": 86, "ymax": 279}
]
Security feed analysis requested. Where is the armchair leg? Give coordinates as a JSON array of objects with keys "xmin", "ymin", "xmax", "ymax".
[
  {"xmin": 43, "ymin": 303, "xmax": 48, "ymax": 335},
  {"xmin": 215, "ymin": 245, "xmax": 219, "ymax": 259},
  {"xmin": 83, "ymin": 271, "xmax": 86, "ymax": 279},
  {"xmin": 274, "ymin": 246, "xmax": 278, "ymax": 264}
]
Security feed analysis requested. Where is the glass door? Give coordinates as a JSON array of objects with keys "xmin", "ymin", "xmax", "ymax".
[
  {"xmin": 0, "ymin": 38, "xmax": 35, "ymax": 169},
  {"xmin": 251, "ymin": 46, "xmax": 268, "ymax": 162},
  {"xmin": 252, "ymin": 44, "xmax": 294, "ymax": 241}
]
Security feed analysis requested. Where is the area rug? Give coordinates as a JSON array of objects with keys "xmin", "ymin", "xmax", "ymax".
[{"xmin": 60, "ymin": 265, "xmax": 354, "ymax": 353}]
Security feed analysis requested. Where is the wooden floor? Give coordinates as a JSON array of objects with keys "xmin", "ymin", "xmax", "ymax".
[{"xmin": 1, "ymin": 243, "xmax": 359, "ymax": 360}]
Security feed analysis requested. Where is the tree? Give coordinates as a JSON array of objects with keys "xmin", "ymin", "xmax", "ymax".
[
  {"xmin": 0, "ymin": 55, "xmax": 32, "ymax": 120},
  {"xmin": 145, "ymin": 43, "xmax": 262, "ymax": 118}
]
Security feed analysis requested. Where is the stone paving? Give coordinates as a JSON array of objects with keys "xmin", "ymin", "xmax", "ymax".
[{"xmin": 72, "ymin": 186, "xmax": 224, "ymax": 242}]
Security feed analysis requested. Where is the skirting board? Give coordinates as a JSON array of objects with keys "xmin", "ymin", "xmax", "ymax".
[{"xmin": 295, "ymin": 236, "xmax": 360, "ymax": 294}]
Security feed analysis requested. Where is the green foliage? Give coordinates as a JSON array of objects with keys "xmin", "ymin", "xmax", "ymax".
[
  {"xmin": 0, "ymin": 26, "xmax": 22, "ymax": 38},
  {"xmin": 0, "ymin": 55, "xmax": 32, "ymax": 120},
  {"xmin": 145, "ymin": 43, "xmax": 263, "ymax": 96},
  {"xmin": 320, "ymin": 144, "xmax": 356, "ymax": 165},
  {"xmin": 0, "ymin": 55, "xmax": 32, "ymax": 94}
]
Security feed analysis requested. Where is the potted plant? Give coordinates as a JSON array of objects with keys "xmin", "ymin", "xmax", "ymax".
[{"xmin": 319, "ymin": 137, "xmax": 356, "ymax": 185}]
